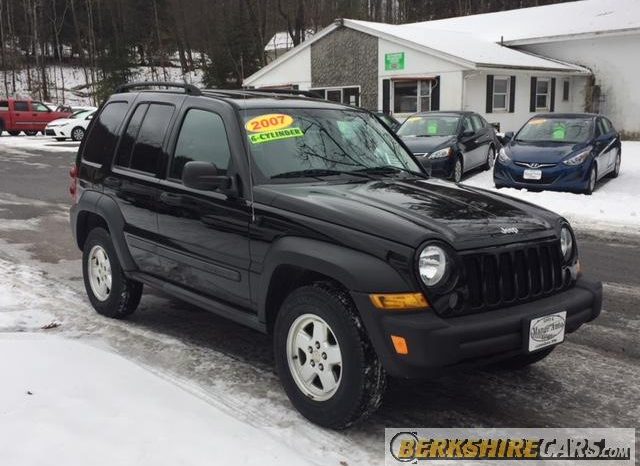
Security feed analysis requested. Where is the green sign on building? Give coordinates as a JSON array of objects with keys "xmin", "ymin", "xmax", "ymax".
[{"xmin": 385, "ymin": 52, "xmax": 405, "ymax": 71}]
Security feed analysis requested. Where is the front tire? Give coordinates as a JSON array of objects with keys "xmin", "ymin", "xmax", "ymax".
[
  {"xmin": 451, "ymin": 156, "xmax": 463, "ymax": 183},
  {"xmin": 71, "ymin": 126, "xmax": 85, "ymax": 141},
  {"xmin": 585, "ymin": 165, "xmax": 597, "ymax": 195},
  {"xmin": 274, "ymin": 282, "xmax": 386, "ymax": 429},
  {"xmin": 25, "ymin": 130, "xmax": 38, "ymax": 136},
  {"xmin": 8, "ymin": 130, "xmax": 20, "ymax": 136},
  {"xmin": 484, "ymin": 145, "xmax": 495, "ymax": 170},
  {"xmin": 82, "ymin": 228, "xmax": 142, "ymax": 319}
]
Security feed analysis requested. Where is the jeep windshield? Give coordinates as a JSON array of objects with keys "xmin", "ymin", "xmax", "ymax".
[
  {"xmin": 241, "ymin": 108, "xmax": 422, "ymax": 181},
  {"xmin": 397, "ymin": 115, "xmax": 460, "ymax": 137},
  {"xmin": 515, "ymin": 117, "xmax": 593, "ymax": 144}
]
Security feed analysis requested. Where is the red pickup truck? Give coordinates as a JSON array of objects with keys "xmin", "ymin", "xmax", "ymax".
[{"xmin": 0, "ymin": 98, "xmax": 72, "ymax": 136}]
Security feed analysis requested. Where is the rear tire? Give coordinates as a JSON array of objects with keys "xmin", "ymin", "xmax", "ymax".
[
  {"xmin": 492, "ymin": 347, "xmax": 554, "ymax": 370},
  {"xmin": 82, "ymin": 228, "xmax": 142, "ymax": 319},
  {"xmin": 25, "ymin": 130, "xmax": 38, "ymax": 136},
  {"xmin": 71, "ymin": 126, "xmax": 85, "ymax": 141},
  {"xmin": 8, "ymin": 130, "xmax": 20, "ymax": 136},
  {"xmin": 274, "ymin": 282, "xmax": 386, "ymax": 429},
  {"xmin": 451, "ymin": 156, "xmax": 463, "ymax": 183}
]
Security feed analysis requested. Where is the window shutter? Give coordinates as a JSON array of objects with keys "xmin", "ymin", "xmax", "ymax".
[
  {"xmin": 509, "ymin": 76, "xmax": 516, "ymax": 113},
  {"xmin": 486, "ymin": 74, "xmax": 494, "ymax": 113},
  {"xmin": 530, "ymin": 77, "xmax": 537, "ymax": 112},
  {"xmin": 550, "ymin": 77, "xmax": 556, "ymax": 112},
  {"xmin": 382, "ymin": 79, "xmax": 391, "ymax": 113},
  {"xmin": 431, "ymin": 76, "xmax": 440, "ymax": 111}
]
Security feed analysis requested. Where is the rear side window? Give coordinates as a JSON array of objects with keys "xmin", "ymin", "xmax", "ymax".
[
  {"xmin": 0, "ymin": 101, "xmax": 8, "ymax": 110},
  {"xmin": 115, "ymin": 103, "xmax": 174, "ymax": 175},
  {"xmin": 170, "ymin": 109, "xmax": 231, "ymax": 180},
  {"xmin": 14, "ymin": 101, "xmax": 29, "ymax": 112},
  {"xmin": 83, "ymin": 101, "xmax": 128, "ymax": 164}
]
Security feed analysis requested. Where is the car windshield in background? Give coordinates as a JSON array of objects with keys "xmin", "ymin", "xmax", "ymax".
[
  {"xmin": 70, "ymin": 110, "xmax": 92, "ymax": 119},
  {"xmin": 516, "ymin": 117, "xmax": 593, "ymax": 144},
  {"xmin": 397, "ymin": 115, "xmax": 460, "ymax": 137},
  {"xmin": 242, "ymin": 109, "xmax": 421, "ymax": 180}
]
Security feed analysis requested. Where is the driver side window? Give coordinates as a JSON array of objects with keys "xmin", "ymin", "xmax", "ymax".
[
  {"xmin": 170, "ymin": 109, "xmax": 232, "ymax": 180},
  {"xmin": 33, "ymin": 102, "xmax": 50, "ymax": 112},
  {"xmin": 462, "ymin": 117, "xmax": 474, "ymax": 134}
]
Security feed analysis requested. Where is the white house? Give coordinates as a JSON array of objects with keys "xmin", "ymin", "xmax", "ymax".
[{"xmin": 244, "ymin": 0, "xmax": 640, "ymax": 137}]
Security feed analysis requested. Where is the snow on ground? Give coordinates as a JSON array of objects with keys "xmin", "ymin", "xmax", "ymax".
[
  {"xmin": 0, "ymin": 260, "xmax": 334, "ymax": 466},
  {"xmin": 0, "ymin": 133, "xmax": 81, "ymax": 153}
]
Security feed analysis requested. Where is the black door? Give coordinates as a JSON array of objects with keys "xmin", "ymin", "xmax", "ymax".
[
  {"xmin": 108, "ymin": 98, "xmax": 182, "ymax": 275},
  {"xmin": 156, "ymin": 99, "xmax": 252, "ymax": 308},
  {"xmin": 470, "ymin": 114, "xmax": 493, "ymax": 168}
]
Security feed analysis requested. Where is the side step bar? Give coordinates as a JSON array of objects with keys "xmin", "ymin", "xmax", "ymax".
[{"xmin": 129, "ymin": 272, "xmax": 266, "ymax": 333}]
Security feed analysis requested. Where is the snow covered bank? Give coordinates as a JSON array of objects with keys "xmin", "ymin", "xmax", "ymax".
[
  {"xmin": 0, "ymin": 335, "xmax": 320, "ymax": 466},
  {"xmin": 465, "ymin": 141, "xmax": 640, "ymax": 233}
]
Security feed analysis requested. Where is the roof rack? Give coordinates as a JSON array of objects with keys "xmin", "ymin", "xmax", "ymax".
[
  {"xmin": 115, "ymin": 81, "xmax": 202, "ymax": 96},
  {"xmin": 203, "ymin": 88, "xmax": 322, "ymax": 99}
]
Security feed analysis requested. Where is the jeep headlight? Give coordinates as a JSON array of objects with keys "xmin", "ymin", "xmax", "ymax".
[
  {"xmin": 429, "ymin": 147, "xmax": 452, "ymax": 159},
  {"xmin": 418, "ymin": 245, "xmax": 448, "ymax": 286},
  {"xmin": 498, "ymin": 147, "xmax": 511, "ymax": 163},
  {"xmin": 563, "ymin": 150, "xmax": 590, "ymax": 166},
  {"xmin": 560, "ymin": 226, "xmax": 574, "ymax": 261}
]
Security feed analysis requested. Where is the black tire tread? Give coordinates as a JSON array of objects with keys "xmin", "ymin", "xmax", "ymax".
[{"xmin": 82, "ymin": 228, "xmax": 142, "ymax": 319}]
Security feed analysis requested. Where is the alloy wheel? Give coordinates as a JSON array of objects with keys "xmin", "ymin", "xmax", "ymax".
[
  {"xmin": 286, "ymin": 313, "xmax": 342, "ymax": 401},
  {"xmin": 88, "ymin": 245, "xmax": 112, "ymax": 301}
]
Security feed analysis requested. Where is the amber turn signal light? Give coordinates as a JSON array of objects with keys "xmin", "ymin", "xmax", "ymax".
[
  {"xmin": 369, "ymin": 292, "xmax": 429, "ymax": 310},
  {"xmin": 391, "ymin": 335, "xmax": 409, "ymax": 355}
]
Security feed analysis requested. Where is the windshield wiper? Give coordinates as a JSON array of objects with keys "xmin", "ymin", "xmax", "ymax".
[
  {"xmin": 271, "ymin": 169, "xmax": 376, "ymax": 180},
  {"xmin": 354, "ymin": 165, "xmax": 428, "ymax": 179}
]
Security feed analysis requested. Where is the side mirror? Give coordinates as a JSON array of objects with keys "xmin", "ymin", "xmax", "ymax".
[
  {"xmin": 418, "ymin": 157, "xmax": 432, "ymax": 177},
  {"xmin": 182, "ymin": 161, "xmax": 232, "ymax": 192},
  {"xmin": 498, "ymin": 131, "xmax": 514, "ymax": 144}
]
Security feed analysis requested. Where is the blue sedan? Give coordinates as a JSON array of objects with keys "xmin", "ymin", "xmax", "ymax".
[{"xmin": 494, "ymin": 114, "xmax": 621, "ymax": 194}]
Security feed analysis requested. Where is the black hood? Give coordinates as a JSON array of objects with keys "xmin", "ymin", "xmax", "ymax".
[
  {"xmin": 256, "ymin": 179, "xmax": 559, "ymax": 250},
  {"xmin": 507, "ymin": 140, "xmax": 590, "ymax": 163},
  {"xmin": 401, "ymin": 135, "xmax": 456, "ymax": 154}
]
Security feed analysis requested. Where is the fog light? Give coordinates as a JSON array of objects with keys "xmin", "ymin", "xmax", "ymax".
[{"xmin": 391, "ymin": 335, "xmax": 409, "ymax": 355}]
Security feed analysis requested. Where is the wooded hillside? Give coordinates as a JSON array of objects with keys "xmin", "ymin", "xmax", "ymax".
[{"xmin": 0, "ymin": 0, "xmax": 572, "ymax": 102}]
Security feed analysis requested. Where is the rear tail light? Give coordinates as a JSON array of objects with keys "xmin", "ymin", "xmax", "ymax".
[{"xmin": 69, "ymin": 165, "xmax": 78, "ymax": 204}]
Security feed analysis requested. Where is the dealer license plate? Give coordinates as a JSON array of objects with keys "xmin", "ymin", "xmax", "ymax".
[
  {"xmin": 523, "ymin": 169, "xmax": 542, "ymax": 180},
  {"xmin": 528, "ymin": 311, "xmax": 566, "ymax": 352}
]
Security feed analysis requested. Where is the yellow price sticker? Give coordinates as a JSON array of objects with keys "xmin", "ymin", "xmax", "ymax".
[{"xmin": 245, "ymin": 114, "xmax": 294, "ymax": 133}]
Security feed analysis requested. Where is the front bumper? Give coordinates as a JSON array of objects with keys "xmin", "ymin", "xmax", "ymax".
[
  {"xmin": 45, "ymin": 126, "xmax": 67, "ymax": 138},
  {"xmin": 494, "ymin": 160, "xmax": 591, "ymax": 192},
  {"xmin": 352, "ymin": 278, "xmax": 602, "ymax": 378},
  {"xmin": 418, "ymin": 155, "xmax": 454, "ymax": 179}
]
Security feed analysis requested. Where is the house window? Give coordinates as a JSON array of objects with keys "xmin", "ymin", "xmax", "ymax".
[
  {"xmin": 311, "ymin": 86, "xmax": 360, "ymax": 107},
  {"xmin": 492, "ymin": 77, "xmax": 510, "ymax": 112},
  {"xmin": 536, "ymin": 78, "xmax": 550, "ymax": 110},
  {"xmin": 393, "ymin": 80, "xmax": 432, "ymax": 113},
  {"xmin": 562, "ymin": 79, "xmax": 570, "ymax": 102}
]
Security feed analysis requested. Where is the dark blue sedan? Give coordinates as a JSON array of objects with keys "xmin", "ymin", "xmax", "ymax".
[{"xmin": 494, "ymin": 114, "xmax": 621, "ymax": 194}]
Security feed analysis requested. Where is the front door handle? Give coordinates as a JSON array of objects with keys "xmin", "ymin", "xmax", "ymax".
[{"xmin": 159, "ymin": 192, "xmax": 182, "ymax": 206}]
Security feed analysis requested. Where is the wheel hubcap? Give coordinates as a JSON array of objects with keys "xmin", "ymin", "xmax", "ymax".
[
  {"xmin": 88, "ymin": 245, "xmax": 112, "ymax": 301},
  {"xmin": 286, "ymin": 314, "xmax": 342, "ymax": 401},
  {"xmin": 74, "ymin": 129, "xmax": 84, "ymax": 140},
  {"xmin": 590, "ymin": 170, "xmax": 596, "ymax": 191}
]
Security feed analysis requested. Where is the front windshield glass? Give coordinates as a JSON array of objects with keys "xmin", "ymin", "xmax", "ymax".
[
  {"xmin": 397, "ymin": 115, "xmax": 460, "ymax": 137},
  {"xmin": 516, "ymin": 117, "xmax": 593, "ymax": 143},
  {"xmin": 242, "ymin": 108, "xmax": 421, "ymax": 180},
  {"xmin": 70, "ymin": 110, "xmax": 92, "ymax": 119}
]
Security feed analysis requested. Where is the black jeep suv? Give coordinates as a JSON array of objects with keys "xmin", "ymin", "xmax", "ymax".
[{"xmin": 70, "ymin": 82, "xmax": 602, "ymax": 429}]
